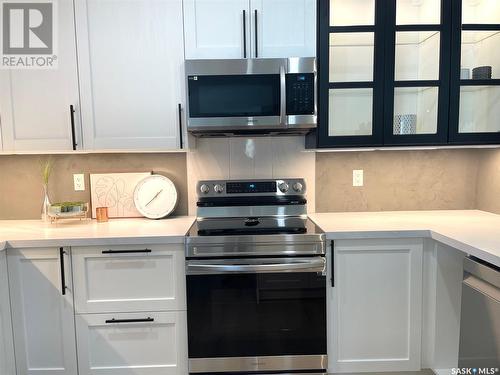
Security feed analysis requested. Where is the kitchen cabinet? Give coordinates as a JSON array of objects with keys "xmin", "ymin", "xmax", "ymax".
[
  {"xmin": 183, "ymin": 0, "xmax": 250, "ymax": 59},
  {"xmin": 183, "ymin": 0, "xmax": 316, "ymax": 59},
  {"xmin": 0, "ymin": 0, "xmax": 81, "ymax": 152},
  {"xmin": 0, "ymin": 251, "xmax": 16, "ymax": 375},
  {"xmin": 7, "ymin": 248, "xmax": 78, "ymax": 375},
  {"xmin": 72, "ymin": 245, "xmax": 186, "ymax": 314},
  {"xmin": 72, "ymin": 243, "xmax": 188, "ymax": 375},
  {"xmin": 75, "ymin": 311, "xmax": 188, "ymax": 375},
  {"xmin": 327, "ymin": 238, "xmax": 423, "ymax": 373},
  {"xmin": 448, "ymin": 0, "xmax": 500, "ymax": 144},
  {"xmin": 75, "ymin": 0, "xmax": 185, "ymax": 150},
  {"xmin": 309, "ymin": 0, "xmax": 500, "ymax": 148},
  {"xmin": 249, "ymin": 0, "xmax": 316, "ymax": 58}
]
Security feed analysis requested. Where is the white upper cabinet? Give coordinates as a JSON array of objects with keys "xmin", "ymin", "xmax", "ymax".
[
  {"xmin": 250, "ymin": 0, "xmax": 316, "ymax": 58},
  {"xmin": 75, "ymin": 0, "xmax": 185, "ymax": 150},
  {"xmin": 8, "ymin": 248, "xmax": 78, "ymax": 375},
  {"xmin": 183, "ymin": 0, "xmax": 251, "ymax": 59},
  {"xmin": 328, "ymin": 238, "xmax": 424, "ymax": 373},
  {"xmin": 0, "ymin": 0, "xmax": 81, "ymax": 152},
  {"xmin": 184, "ymin": 0, "xmax": 315, "ymax": 59}
]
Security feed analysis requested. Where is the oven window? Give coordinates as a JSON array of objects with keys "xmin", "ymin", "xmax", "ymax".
[
  {"xmin": 187, "ymin": 272, "xmax": 326, "ymax": 358},
  {"xmin": 188, "ymin": 74, "xmax": 281, "ymax": 118}
]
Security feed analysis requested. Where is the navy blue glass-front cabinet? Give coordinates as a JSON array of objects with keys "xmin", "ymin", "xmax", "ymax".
[{"xmin": 308, "ymin": 0, "xmax": 500, "ymax": 148}]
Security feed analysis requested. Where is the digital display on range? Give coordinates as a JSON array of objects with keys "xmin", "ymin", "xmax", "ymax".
[{"xmin": 226, "ymin": 181, "xmax": 277, "ymax": 194}]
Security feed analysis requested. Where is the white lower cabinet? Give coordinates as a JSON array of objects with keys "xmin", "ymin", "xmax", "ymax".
[
  {"xmin": 328, "ymin": 238, "xmax": 424, "ymax": 373},
  {"xmin": 0, "ymin": 251, "xmax": 16, "ymax": 375},
  {"xmin": 7, "ymin": 248, "xmax": 78, "ymax": 375},
  {"xmin": 71, "ymin": 245, "xmax": 186, "ymax": 314},
  {"xmin": 75, "ymin": 311, "xmax": 188, "ymax": 375}
]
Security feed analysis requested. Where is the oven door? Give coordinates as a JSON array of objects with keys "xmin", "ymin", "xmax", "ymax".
[{"xmin": 186, "ymin": 257, "xmax": 327, "ymax": 373}]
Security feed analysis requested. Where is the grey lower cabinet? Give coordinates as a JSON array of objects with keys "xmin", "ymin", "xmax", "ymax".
[
  {"xmin": 7, "ymin": 247, "xmax": 78, "ymax": 375},
  {"xmin": 6, "ymin": 244, "xmax": 188, "ymax": 375},
  {"xmin": 72, "ymin": 245, "xmax": 188, "ymax": 375},
  {"xmin": 0, "ymin": 250, "xmax": 16, "ymax": 375},
  {"xmin": 328, "ymin": 238, "xmax": 424, "ymax": 373}
]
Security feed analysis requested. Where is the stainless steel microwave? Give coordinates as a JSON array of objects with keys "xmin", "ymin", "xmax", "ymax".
[{"xmin": 185, "ymin": 57, "xmax": 317, "ymax": 136}]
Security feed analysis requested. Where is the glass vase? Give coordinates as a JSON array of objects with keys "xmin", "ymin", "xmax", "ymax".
[{"xmin": 41, "ymin": 184, "xmax": 51, "ymax": 222}]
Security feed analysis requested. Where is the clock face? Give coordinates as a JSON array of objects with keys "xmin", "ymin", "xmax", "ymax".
[{"xmin": 133, "ymin": 175, "xmax": 178, "ymax": 219}]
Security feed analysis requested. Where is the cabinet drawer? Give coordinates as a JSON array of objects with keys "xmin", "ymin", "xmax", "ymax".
[
  {"xmin": 72, "ymin": 245, "xmax": 186, "ymax": 313},
  {"xmin": 76, "ymin": 311, "xmax": 188, "ymax": 375}
]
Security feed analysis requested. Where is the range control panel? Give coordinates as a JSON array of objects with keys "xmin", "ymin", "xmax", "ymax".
[
  {"xmin": 286, "ymin": 73, "xmax": 315, "ymax": 115},
  {"xmin": 197, "ymin": 179, "xmax": 306, "ymax": 197}
]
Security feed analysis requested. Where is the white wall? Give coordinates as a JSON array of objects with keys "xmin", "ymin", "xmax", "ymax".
[{"xmin": 186, "ymin": 136, "xmax": 316, "ymax": 215}]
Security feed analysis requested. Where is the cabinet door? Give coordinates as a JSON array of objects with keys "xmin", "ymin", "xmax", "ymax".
[
  {"xmin": 76, "ymin": 311, "xmax": 188, "ymax": 375},
  {"xmin": 328, "ymin": 238, "xmax": 423, "ymax": 373},
  {"xmin": 75, "ymin": 0, "xmax": 184, "ymax": 150},
  {"xmin": 383, "ymin": 0, "xmax": 450, "ymax": 146},
  {"xmin": 0, "ymin": 0, "xmax": 81, "ymax": 152},
  {"xmin": 72, "ymin": 245, "xmax": 186, "ymax": 314},
  {"xmin": 448, "ymin": 0, "xmax": 500, "ymax": 144},
  {"xmin": 183, "ymin": 0, "xmax": 250, "ymax": 59},
  {"xmin": 7, "ymin": 248, "xmax": 77, "ymax": 375},
  {"xmin": 314, "ymin": 0, "xmax": 384, "ymax": 148},
  {"xmin": 0, "ymin": 251, "xmax": 16, "ymax": 375},
  {"xmin": 250, "ymin": 0, "xmax": 316, "ymax": 58}
]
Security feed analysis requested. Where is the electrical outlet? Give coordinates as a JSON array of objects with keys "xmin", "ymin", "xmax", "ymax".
[
  {"xmin": 353, "ymin": 170, "xmax": 364, "ymax": 187},
  {"xmin": 73, "ymin": 174, "xmax": 85, "ymax": 191}
]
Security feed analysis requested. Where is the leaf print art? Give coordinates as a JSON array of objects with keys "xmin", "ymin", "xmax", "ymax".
[{"xmin": 90, "ymin": 173, "xmax": 151, "ymax": 218}]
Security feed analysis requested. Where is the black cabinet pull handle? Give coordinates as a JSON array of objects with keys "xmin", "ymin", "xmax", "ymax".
[
  {"xmin": 59, "ymin": 247, "xmax": 67, "ymax": 295},
  {"xmin": 105, "ymin": 317, "xmax": 154, "ymax": 324},
  {"xmin": 178, "ymin": 103, "xmax": 183, "ymax": 149},
  {"xmin": 243, "ymin": 10, "xmax": 247, "ymax": 58},
  {"xmin": 102, "ymin": 249, "xmax": 152, "ymax": 254},
  {"xmin": 330, "ymin": 240, "xmax": 334, "ymax": 287},
  {"xmin": 254, "ymin": 9, "xmax": 258, "ymax": 58},
  {"xmin": 69, "ymin": 105, "xmax": 77, "ymax": 150}
]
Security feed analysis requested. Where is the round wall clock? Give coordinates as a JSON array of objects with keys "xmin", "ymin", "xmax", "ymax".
[{"xmin": 133, "ymin": 175, "xmax": 178, "ymax": 219}]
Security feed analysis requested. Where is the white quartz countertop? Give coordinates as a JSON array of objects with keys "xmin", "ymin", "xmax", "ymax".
[
  {"xmin": 309, "ymin": 210, "xmax": 500, "ymax": 267},
  {"xmin": 0, "ymin": 216, "xmax": 196, "ymax": 249}
]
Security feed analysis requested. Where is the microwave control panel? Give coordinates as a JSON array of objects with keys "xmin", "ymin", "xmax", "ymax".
[{"xmin": 286, "ymin": 73, "xmax": 315, "ymax": 115}]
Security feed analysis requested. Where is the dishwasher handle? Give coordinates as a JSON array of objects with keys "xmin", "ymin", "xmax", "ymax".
[{"xmin": 463, "ymin": 274, "xmax": 500, "ymax": 303}]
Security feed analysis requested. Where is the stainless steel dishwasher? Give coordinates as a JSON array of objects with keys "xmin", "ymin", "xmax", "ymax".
[{"xmin": 458, "ymin": 256, "xmax": 500, "ymax": 368}]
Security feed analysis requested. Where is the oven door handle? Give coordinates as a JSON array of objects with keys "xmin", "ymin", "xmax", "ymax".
[{"xmin": 186, "ymin": 258, "xmax": 325, "ymax": 275}]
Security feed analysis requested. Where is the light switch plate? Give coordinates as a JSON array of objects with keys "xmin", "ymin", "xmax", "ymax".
[
  {"xmin": 73, "ymin": 174, "xmax": 85, "ymax": 191},
  {"xmin": 353, "ymin": 170, "xmax": 364, "ymax": 187}
]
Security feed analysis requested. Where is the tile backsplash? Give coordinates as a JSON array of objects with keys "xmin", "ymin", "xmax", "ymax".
[
  {"xmin": 0, "ymin": 153, "xmax": 188, "ymax": 220},
  {"xmin": 316, "ymin": 149, "xmax": 484, "ymax": 212},
  {"xmin": 0, "ymin": 145, "xmax": 498, "ymax": 220},
  {"xmin": 476, "ymin": 148, "xmax": 500, "ymax": 215},
  {"xmin": 187, "ymin": 137, "xmax": 316, "ymax": 215}
]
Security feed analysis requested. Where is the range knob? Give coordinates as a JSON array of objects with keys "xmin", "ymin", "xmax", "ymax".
[
  {"xmin": 214, "ymin": 184, "xmax": 224, "ymax": 194},
  {"xmin": 200, "ymin": 184, "xmax": 210, "ymax": 194},
  {"xmin": 278, "ymin": 182, "xmax": 289, "ymax": 193},
  {"xmin": 293, "ymin": 182, "xmax": 303, "ymax": 192}
]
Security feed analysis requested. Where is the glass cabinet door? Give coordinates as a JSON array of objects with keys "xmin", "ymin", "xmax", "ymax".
[
  {"xmin": 316, "ymin": 0, "xmax": 384, "ymax": 147},
  {"xmin": 383, "ymin": 0, "xmax": 450, "ymax": 145},
  {"xmin": 449, "ymin": 0, "xmax": 500, "ymax": 143}
]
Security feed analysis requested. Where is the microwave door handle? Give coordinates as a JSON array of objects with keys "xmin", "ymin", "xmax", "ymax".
[
  {"xmin": 187, "ymin": 258, "xmax": 325, "ymax": 274},
  {"xmin": 280, "ymin": 65, "xmax": 286, "ymax": 125}
]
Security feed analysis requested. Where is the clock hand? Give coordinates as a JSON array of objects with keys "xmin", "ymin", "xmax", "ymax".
[{"xmin": 145, "ymin": 189, "xmax": 163, "ymax": 207}]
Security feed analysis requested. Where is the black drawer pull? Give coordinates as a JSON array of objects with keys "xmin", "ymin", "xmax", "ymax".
[
  {"xmin": 331, "ymin": 240, "xmax": 335, "ymax": 288},
  {"xmin": 105, "ymin": 317, "xmax": 154, "ymax": 324},
  {"xmin": 101, "ymin": 249, "xmax": 152, "ymax": 254}
]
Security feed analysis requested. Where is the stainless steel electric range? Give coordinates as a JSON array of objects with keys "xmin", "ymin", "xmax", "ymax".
[{"xmin": 186, "ymin": 178, "xmax": 327, "ymax": 375}]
